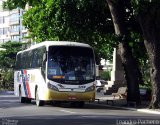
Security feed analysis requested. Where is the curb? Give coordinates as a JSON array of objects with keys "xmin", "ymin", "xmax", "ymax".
[
  {"xmin": 137, "ymin": 109, "xmax": 160, "ymax": 115},
  {"xmin": 91, "ymin": 101, "xmax": 137, "ymax": 111},
  {"xmin": 92, "ymin": 101, "xmax": 160, "ymax": 115}
]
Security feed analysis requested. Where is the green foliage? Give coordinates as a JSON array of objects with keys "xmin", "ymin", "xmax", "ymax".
[
  {"xmin": 131, "ymin": 0, "xmax": 160, "ymax": 15},
  {"xmin": 0, "ymin": 41, "xmax": 24, "ymax": 90},
  {"xmin": 3, "ymin": 0, "xmax": 26, "ymax": 10},
  {"xmin": 2, "ymin": 0, "xmax": 118, "ymax": 60},
  {"xmin": 21, "ymin": 0, "xmax": 116, "ymax": 60},
  {"xmin": 2, "ymin": 0, "xmax": 151, "ymax": 83},
  {"xmin": 0, "ymin": 41, "xmax": 24, "ymax": 69},
  {"xmin": 99, "ymin": 71, "xmax": 111, "ymax": 81},
  {"xmin": 2, "ymin": 0, "xmax": 149, "ymax": 68},
  {"xmin": 3, "ymin": 0, "xmax": 42, "ymax": 10},
  {"xmin": 0, "ymin": 70, "xmax": 14, "ymax": 90},
  {"xmin": 140, "ymin": 83, "xmax": 151, "ymax": 91}
]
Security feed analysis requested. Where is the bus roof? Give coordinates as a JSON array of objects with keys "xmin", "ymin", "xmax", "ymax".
[{"xmin": 18, "ymin": 41, "xmax": 92, "ymax": 54}]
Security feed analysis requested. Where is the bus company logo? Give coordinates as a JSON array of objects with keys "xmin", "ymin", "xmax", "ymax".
[
  {"xmin": 21, "ymin": 74, "xmax": 30, "ymax": 82},
  {"xmin": 18, "ymin": 72, "xmax": 35, "ymax": 83}
]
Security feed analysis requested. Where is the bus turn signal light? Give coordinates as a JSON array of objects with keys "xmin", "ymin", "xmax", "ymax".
[{"xmin": 52, "ymin": 76, "xmax": 65, "ymax": 79}]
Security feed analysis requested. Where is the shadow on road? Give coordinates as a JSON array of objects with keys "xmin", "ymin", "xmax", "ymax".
[
  {"xmin": 0, "ymin": 92, "xmax": 151, "ymax": 111},
  {"xmin": 0, "ymin": 92, "xmax": 126, "ymax": 110},
  {"xmin": 1, "ymin": 115, "xmax": 160, "ymax": 125}
]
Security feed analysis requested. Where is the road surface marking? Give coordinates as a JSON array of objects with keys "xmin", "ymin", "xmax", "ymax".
[{"xmin": 60, "ymin": 110, "xmax": 76, "ymax": 114}]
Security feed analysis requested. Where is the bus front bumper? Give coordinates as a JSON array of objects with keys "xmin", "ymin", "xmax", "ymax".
[{"xmin": 44, "ymin": 89, "xmax": 95, "ymax": 102}]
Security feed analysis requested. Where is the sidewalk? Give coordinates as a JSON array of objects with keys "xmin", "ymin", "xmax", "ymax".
[
  {"xmin": 95, "ymin": 92, "xmax": 160, "ymax": 115},
  {"xmin": 0, "ymin": 90, "xmax": 14, "ymax": 95}
]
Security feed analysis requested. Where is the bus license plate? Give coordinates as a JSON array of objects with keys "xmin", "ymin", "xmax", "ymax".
[{"xmin": 68, "ymin": 96, "xmax": 76, "ymax": 100}]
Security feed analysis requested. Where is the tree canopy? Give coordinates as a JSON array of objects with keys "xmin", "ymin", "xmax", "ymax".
[
  {"xmin": 0, "ymin": 41, "xmax": 23, "ymax": 70},
  {"xmin": 3, "ymin": 0, "xmax": 118, "ymax": 61},
  {"xmin": 0, "ymin": 41, "xmax": 24, "ymax": 90}
]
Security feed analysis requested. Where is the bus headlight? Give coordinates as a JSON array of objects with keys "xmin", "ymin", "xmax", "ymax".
[
  {"xmin": 85, "ymin": 85, "xmax": 95, "ymax": 92},
  {"xmin": 47, "ymin": 83, "xmax": 59, "ymax": 91}
]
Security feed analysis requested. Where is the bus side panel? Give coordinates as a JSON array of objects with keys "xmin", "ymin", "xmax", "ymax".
[
  {"xmin": 14, "ymin": 69, "xmax": 46, "ymax": 99},
  {"xmin": 27, "ymin": 69, "xmax": 46, "ymax": 100}
]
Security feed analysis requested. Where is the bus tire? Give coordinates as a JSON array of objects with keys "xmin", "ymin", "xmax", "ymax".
[
  {"xmin": 52, "ymin": 101, "xmax": 61, "ymax": 107},
  {"xmin": 70, "ymin": 101, "xmax": 84, "ymax": 108},
  {"xmin": 78, "ymin": 101, "xmax": 85, "ymax": 108},
  {"xmin": 19, "ymin": 87, "xmax": 25, "ymax": 103},
  {"xmin": 25, "ymin": 98, "xmax": 31, "ymax": 103},
  {"xmin": 35, "ymin": 89, "xmax": 44, "ymax": 106}
]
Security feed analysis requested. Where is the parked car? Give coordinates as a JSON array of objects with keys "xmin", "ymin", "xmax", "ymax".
[{"xmin": 95, "ymin": 80, "xmax": 107, "ymax": 92}]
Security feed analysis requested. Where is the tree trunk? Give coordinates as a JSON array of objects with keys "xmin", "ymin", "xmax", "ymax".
[
  {"xmin": 139, "ymin": 6, "xmax": 160, "ymax": 109},
  {"xmin": 107, "ymin": 0, "xmax": 141, "ymax": 105}
]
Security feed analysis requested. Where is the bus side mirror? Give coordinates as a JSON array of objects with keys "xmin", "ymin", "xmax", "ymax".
[
  {"xmin": 95, "ymin": 65, "xmax": 99, "ymax": 77},
  {"xmin": 43, "ymin": 53, "xmax": 47, "ymax": 62}
]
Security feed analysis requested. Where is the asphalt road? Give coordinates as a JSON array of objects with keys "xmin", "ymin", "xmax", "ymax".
[{"xmin": 0, "ymin": 92, "xmax": 160, "ymax": 125}]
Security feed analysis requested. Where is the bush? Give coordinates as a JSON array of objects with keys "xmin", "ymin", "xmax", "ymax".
[
  {"xmin": 99, "ymin": 71, "xmax": 111, "ymax": 80},
  {"xmin": 139, "ymin": 82, "xmax": 152, "ymax": 91},
  {"xmin": 0, "ymin": 70, "xmax": 14, "ymax": 91}
]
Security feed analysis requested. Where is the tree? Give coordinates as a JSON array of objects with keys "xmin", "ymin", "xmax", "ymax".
[
  {"xmin": 0, "ymin": 41, "xmax": 24, "ymax": 90},
  {"xmin": 132, "ymin": 0, "xmax": 160, "ymax": 108},
  {"xmin": 0, "ymin": 41, "xmax": 23, "ymax": 69},
  {"xmin": 106, "ymin": 0, "xmax": 143, "ymax": 105}
]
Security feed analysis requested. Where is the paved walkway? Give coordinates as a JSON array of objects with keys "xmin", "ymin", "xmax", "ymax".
[{"xmin": 95, "ymin": 91, "xmax": 160, "ymax": 115}]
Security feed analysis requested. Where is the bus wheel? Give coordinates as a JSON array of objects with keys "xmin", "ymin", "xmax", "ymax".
[
  {"xmin": 70, "ymin": 101, "xmax": 84, "ymax": 108},
  {"xmin": 19, "ymin": 88, "xmax": 25, "ymax": 103},
  {"xmin": 52, "ymin": 101, "xmax": 61, "ymax": 107},
  {"xmin": 35, "ymin": 89, "xmax": 44, "ymax": 106},
  {"xmin": 25, "ymin": 98, "xmax": 31, "ymax": 103},
  {"xmin": 78, "ymin": 101, "xmax": 85, "ymax": 108}
]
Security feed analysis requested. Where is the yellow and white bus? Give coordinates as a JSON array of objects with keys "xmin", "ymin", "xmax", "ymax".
[{"xmin": 14, "ymin": 41, "xmax": 96, "ymax": 107}]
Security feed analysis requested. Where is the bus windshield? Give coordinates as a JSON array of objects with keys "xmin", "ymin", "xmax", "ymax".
[{"xmin": 47, "ymin": 46, "xmax": 95, "ymax": 84}]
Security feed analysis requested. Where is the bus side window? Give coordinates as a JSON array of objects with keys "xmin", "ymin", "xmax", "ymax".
[
  {"xmin": 32, "ymin": 50, "xmax": 38, "ymax": 68},
  {"xmin": 23, "ymin": 52, "xmax": 27, "ymax": 69},
  {"xmin": 40, "ymin": 47, "xmax": 46, "ymax": 79},
  {"xmin": 26, "ymin": 51, "xmax": 33, "ymax": 69},
  {"xmin": 25, "ymin": 51, "xmax": 29, "ymax": 69},
  {"xmin": 31, "ymin": 47, "xmax": 46, "ymax": 69},
  {"xmin": 31, "ymin": 50, "xmax": 35, "ymax": 68},
  {"xmin": 37, "ymin": 48, "xmax": 42, "ymax": 67},
  {"xmin": 15, "ymin": 54, "xmax": 21, "ymax": 70},
  {"xmin": 20, "ymin": 53, "xmax": 24, "ymax": 69},
  {"xmin": 28, "ymin": 51, "xmax": 33, "ymax": 69}
]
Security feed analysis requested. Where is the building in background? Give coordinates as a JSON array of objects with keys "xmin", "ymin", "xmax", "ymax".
[{"xmin": 0, "ymin": 0, "xmax": 29, "ymax": 44}]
